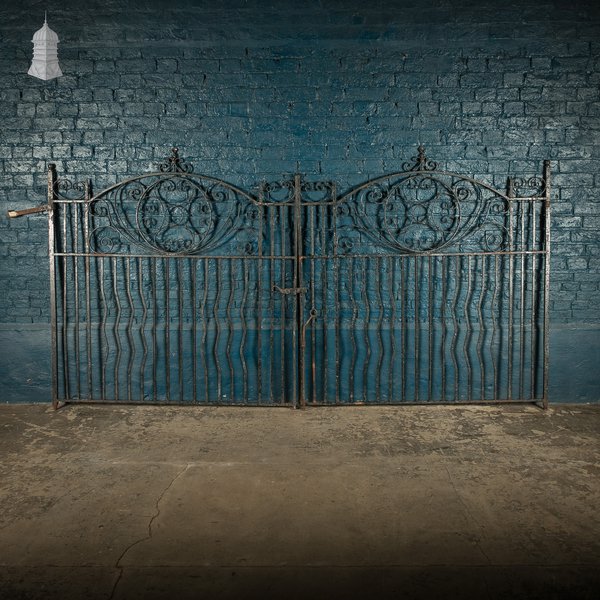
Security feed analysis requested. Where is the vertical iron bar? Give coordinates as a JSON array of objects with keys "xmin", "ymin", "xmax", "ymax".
[
  {"xmin": 138, "ymin": 257, "xmax": 148, "ymax": 402},
  {"xmin": 190, "ymin": 258, "xmax": 197, "ymax": 403},
  {"xmin": 375, "ymin": 256, "xmax": 384, "ymax": 404},
  {"xmin": 84, "ymin": 182, "xmax": 92, "ymax": 401},
  {"xmin": 427, "ymin": 255, "xmax": 433, "ymax": 402},
  {"xmin": 48, "ymin": 165, "xmax": 59, "ymax": 407},
  {"xmin": 348, "ymin": 257, "xmax": 357, "ymax": 403},
  {"xmin": 61, "ymin": 192, "xmax": 70, "ymax": 402},
  {"xmin": 294, "ymin": 174, "xmax": 305, "ymax": 408},
  {"xmin": 152, "ymin": 257, "xmax": 158, "ymax": 403},
  {"xmin": 334, "ymin": 255, "xmax": 341, "ymax": 405},
  {"xmin": 226, "ymin": 258, "xmax": 235, "ymax": 402},
  {"xmin": 112, "ymin": 256, "xmax": 122, "ymax": 402},
  {"xmin": 177, "ymin": 259, "xmax": 184, "ymax": 402},
  {"xmin": 361, "ymin": 256, "xmax": 371, "ymax": 403},
  {"xmin": 530, "ymin": 203, "xmax": 537, "ymax": 401},
  {"xmin": 202, "ymin": 258, "xmax": 209, "ymax": 403},
  {"xmin": 321, "ymin": 256, "xmax": 328, "ymax": 403},
  {"xmin": 240, "ymin": 258, "xmax": 249, "ymax": 402},
  {"xmin": 519, "ymin": 199, "xmax": 526, "ymax": 400},
  {"xmin": 440, "ymin": 256, "xmax": 447, "ymax": 402},
  {"xmin": 490, "ymin": 255, "xmax": 499, "ymax": 401},
  {"xmin": 464, "ymin": 255, "xmax": 473, "ymax": 402},
  {"xmin": 451, "ymin": 256, "xmax": 460, "ymax": 401},
  {"xmin": 73, "ymin": 200, "xmax": 80, "ymax": 399},
  {"xmin": 125, "ymin": 258, "xmax": 135, "ymax": 403},
  {"xmin": 310, "ymin": 204, "xmax": 317, "ymax": 405},
  {"xmin": 401, "ymin": 256, "xmax": 407, "ymax": 402},
  {"xmin": 213, "ymin": 258, "xmax": 222, "ymax": 402},
  {"xmin": 507, "ymin": 181, "xmax": 515, "ymax": 401},
  {"xmin": 164, "ymin": 259, "xmax": 171, "ymax": 402},
  {"xmin": 388, "ymin": 256, "xmax": 396, "ymax": 403},
  {"xmin": 476, "ymin": 255, "xmax": 486, "ymax": 400},
  {"xmin": 280, "ymin": 205, "xmax": 286, "ymax": 404},
  {"xmin": 257, "ymin": 201, "xmax": 263, "ymax": 404},
  {"xmin": 414, "ymin": 257, "xmax": 419, "ymax": 402},
  {"xmin": 542, "ymin": 161, "xmax": 551, "ymax": 409},
  {"xmin": 333, "ymin": 203, "xmax": 341, "ymax": 405},
  {"xmin": 99, "ymin": 258, "xmax": 108, "ymax": 401},
  {"xmin": 269, "ymin": 204, "xmax": 275, "ymax": 404},
  {"xmin": 321, "ymin": 204, "xmax": 328, "ymax": 403}
]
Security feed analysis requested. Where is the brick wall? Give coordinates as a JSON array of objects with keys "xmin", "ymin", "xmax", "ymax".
[{"xmin": 0, "ymin": 0, "xmax": 599, "ymax": 401}]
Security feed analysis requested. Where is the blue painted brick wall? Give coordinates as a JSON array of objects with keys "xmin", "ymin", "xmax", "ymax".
[{"xmin": 1, "ymin": 0, "xmax": 599, "ymax": 402}]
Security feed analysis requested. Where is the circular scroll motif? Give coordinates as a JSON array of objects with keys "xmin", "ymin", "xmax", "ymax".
[
  {"xmin": 369, "ymin": 175, "xmax": 461, "ymax": 252},
  {"xmin": 89, "ymin": 175, "xmax": 255, "ymax": 255},
  {"xmin": 134, "ymin": 178, "xmax": 214, "ymax": 253},
  {"xmin": 342, "ymin": 172, "xmax": 511, "ymax": 254},
  {"xmin": 92, "ymin": 226, "xmax": 122, "ymax": 253}
]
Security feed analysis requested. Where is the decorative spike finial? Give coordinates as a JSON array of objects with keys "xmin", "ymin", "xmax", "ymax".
[
  {"xmin": 402, "ymin": 144, "xmax": 438, "ymax": 172},
  {"xmin": 158, "ymin": 147, "xmax": 193, "ymax": 173}
]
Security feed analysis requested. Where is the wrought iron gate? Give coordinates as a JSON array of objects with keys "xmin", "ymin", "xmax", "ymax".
[{"xmin": 41, "ymin": 146, "xmax": 550, "ymax": 408}]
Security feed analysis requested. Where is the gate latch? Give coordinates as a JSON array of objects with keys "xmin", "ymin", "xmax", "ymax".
[{"xmin": 272, "ymin": 285, "xmax": 307, "ymax": 295}]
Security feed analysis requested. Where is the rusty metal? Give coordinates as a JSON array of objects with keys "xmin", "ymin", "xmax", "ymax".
[
  {"xmin": 10, "ymin": 146, "xmax": 551, "ymax": 408},
  {"xmin": 7, "ymin": 205, "xmax": 50, "ymax": 218}
]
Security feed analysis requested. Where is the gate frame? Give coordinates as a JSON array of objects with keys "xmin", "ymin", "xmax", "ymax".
[{"xmin": 35, "ymin": 146, "xmax": 551, "ymax": 409}]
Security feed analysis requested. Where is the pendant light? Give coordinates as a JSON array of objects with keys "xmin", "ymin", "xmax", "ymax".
[{"xmin": 28, "ymin": 13, "xmax": 63, "ymax": 81}]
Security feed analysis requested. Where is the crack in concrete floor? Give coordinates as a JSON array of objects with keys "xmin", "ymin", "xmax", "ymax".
[{"xmin": 109, "ymin": 463, "xmax": 192, "ymax": 599}]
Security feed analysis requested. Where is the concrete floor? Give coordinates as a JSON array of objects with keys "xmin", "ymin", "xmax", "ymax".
[{"xmin": 0, "ymin": 404, "xmax": 599, "ymax": 600}]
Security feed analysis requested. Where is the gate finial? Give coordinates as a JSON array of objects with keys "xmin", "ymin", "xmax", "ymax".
[
  {"xmin": 158, "ymin": 147, "xmax": 193, "ymax": 173},
  {"xmin": 403, "ymin": 144, "xmax": 438, "ymax": 171}
]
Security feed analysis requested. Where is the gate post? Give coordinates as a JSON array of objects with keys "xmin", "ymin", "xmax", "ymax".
[
  {"xmin": 542, "ymin": 160, "xmax": 551, "ymax": 410},
  {"xmin": 47, "ymin": 164, "xmax": 59, "ymax": 409}
]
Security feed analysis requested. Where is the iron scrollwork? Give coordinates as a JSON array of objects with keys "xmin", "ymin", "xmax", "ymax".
[
  {"xmin": 84, "ymin": 146, "xmax": 542, "ymax": 257},
  {"xmin": 510, "ymin": 174, "xmax": 546, "ymax": 198},
  {"xmin": 89, "ymin": 148, "xmax": 259, "ymax": 255},
  {"xmin": 336, "ymin": 146, "xmax": 511, "ymax": 255},
  {"xmin": 56, "ymin": 177, "xmax": 87, "ymax": 200}
]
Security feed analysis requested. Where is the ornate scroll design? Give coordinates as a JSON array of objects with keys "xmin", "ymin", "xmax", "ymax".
[
  {"xmin": 402, "ymin": 144, "xmax": 438, "ymax": 172},
  {"xmin": 257, "ymin": 176, "xmax": 336, "ymax": 257},
  {"xmin": 301, "ymin": 180, "xmax": 336, "ymax": 203},
  {"xmin": 158, "ymin": 147, "xmax": 193, "ymax": 174},
  {"xmin": 259, "ymin": 177, "xmax": 336, "ymax": 204},
  {"xmin": 509, "ymin": 174, "xmax": 546, "ymax": 198},
  {"xmin": 56, "ymin": 178, "xmax": 86, "ymax": 200},
  {"xmin": 259, "ymin": 179, "xmax": 296, "ymax": 203},
  {"xmin": 88, "ymin": 150, "xmax": 259, "ymax": 255},
  {"xmin": 335, "ymin": 146, "xmax": 510, "ymax": 255}
]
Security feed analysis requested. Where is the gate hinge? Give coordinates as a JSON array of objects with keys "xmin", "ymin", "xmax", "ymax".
[{"xmin": 272, "ymin": 285, "xmax": 307, "ymax": 295}]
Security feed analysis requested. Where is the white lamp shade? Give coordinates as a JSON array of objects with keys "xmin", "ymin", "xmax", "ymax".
[{"xmin": 28, "ymin": 16, "xmax": 63, "ymax": 81}]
